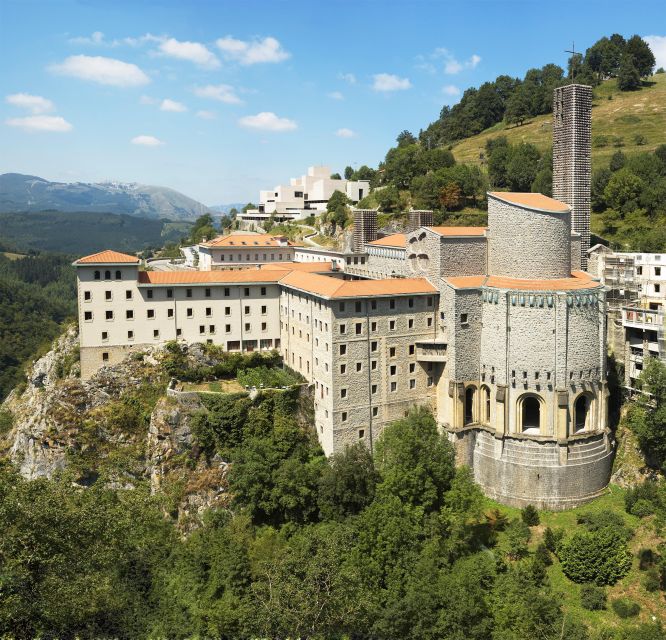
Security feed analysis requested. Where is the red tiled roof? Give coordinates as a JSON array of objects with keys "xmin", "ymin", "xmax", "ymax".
[
  {"xmin": 138, "ymin": 270, "xmax": 288, "ymax": 285},
  {"xmin": 488, "ymin": 192, "xmax": 570, "ymax": 213},
  {"xmin": 74, "ymin": 250, "xmax": 140, "ymax": 264},
  {"xmin": 201, "ymin": 234, "xmax": 301, "ymax": 248},
  {"xmin": 368, "ymin": 233, "xmax": 406, "ymax": 248},
  {"xmin": 445, "ymin": 270, "xmax": 602, "ymax": 292},
  {"xmin": 279, "ymin": 271, "xmax": 437, "ymax": 299},
  {"xmin": 427, "ymin": 226, "xmax": 487, "ymax": 237}
]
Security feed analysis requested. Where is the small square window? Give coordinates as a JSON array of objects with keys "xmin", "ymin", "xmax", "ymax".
[
  {"xmin": 167, "ymin": 289, "xmax": 173, "ymax": 299},
  {"xmin": 186, "ymin": 288, "xmax": 192, "ymax": 298},
  {"xmin": 342, "ymin": 412, "xmax": 348, "ymax": 422},
  {"xmin": 167, "ymin": 308, "xmax": 173, "ymax": 318},
  {"xmin": 199, "ymin": 325, "xmax": 205, "ymax": 334},
  {"xmin": 371, "ymin": 360, "xmax": 377, "ymax": 370},
  {"xmin": 105, "ymin": 290, "xmax": 112, "ymax": 300},
  {"xmin": 176, "ymin": 328, "xmax": 182, "ymax": 337},
  {"xmin": 105, "ymin": 310, "xmax": 113, "ymax": 320},
  {"xmin": 340, "ymin": 323, "xmax": 346, "ymax": 334},
  {"xmin": 205, "ymin": 288, "xmax": 211, "ymax": 297},
  {"xmin": 341, "ymin": 388, "xmax": 347, "ymax": 398},
  {"xmin": 340, "ymin": 344, "xmax": 347, "ymax": 355},
  {"xmin": 409, "ymin": 379, "xmax": 416, "ymax": 389},
  {"xmin": 355, "ymin": 322, "xmax": 362, "ymax": 335},
  {"xmin": 102, "ymin": 352, "xmax": 109, "ymax": 362},
  {"xmin": 125, "ymin": 290, "xmax": 132, "ymax": 300},
  {"xmin": 126, "ymin": 310, "xmax": 134, "ymax": 320},
  {"xmin": 147, "ymin": 309, "xmax": 155, "ymax": 319},
  {"xmin": 409, "ymin": 363, "xmax": 415, "ymax": 373},
  {"xmin": 390, "ymin": 347, "xmax": 396, "ymax": 357},
  {"xmin": 372, "ymin": 406, "xmax": 378, "ymax": 417},
  {"xmin": 460, "ymin": 313, "xmax": 468, "ymax": 325},
  {"xmin": 84, "ymin": 290, "xmax": 91, "ymax": 301},
  {"xmin": 371, "ymin": 341, "xmax": 378, "ymax": 352},
  {"xmin": 356, "ymin": 362, "xmax": 362, "ymax": 372},
  {"xmin": 390, "ymin": 381, "xmax": 397, "ymax": 392},
  {"xmin": 340, "ymin": 364, "xmax": 346, "ymax": 374},
  {"xmin": 127, "ymin": 330, "xmax": 134, "ymax": 340},
  {"xmin": 187, "ymin": 308, "xmax": 193, "ymax": 318},
  {"xmin": 153, "ymin": 329, "xmax": 160, "ymax": 338}
]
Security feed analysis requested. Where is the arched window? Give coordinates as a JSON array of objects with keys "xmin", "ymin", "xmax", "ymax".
[
  {"xmin": 104, "ymin": 270, "xmax": 111, "ymax": 280},
  {"xmin": 418, "ymin": 254, "xmax": 429, "ymax": 270},
  {"xmin": 464, "ymin": 386, "xmax": 476, "ymax": 425},
  {"xmin": 574, "ymin": 395, "xmax": 590, "ymax": 433},
  {"xmin": 115, "ymin": 270, "xmax": 121, "ymax": 280},
  {"xmin": 521, "ymin": 395, "xmax": 541, "ymax": 434},
  {"xmin": 94, "ymin": 270, "xmax": 100, "ymax": 280},
  {"xmin": 481, "ymin": 385, "xmax": 491, "ymax": 424}
]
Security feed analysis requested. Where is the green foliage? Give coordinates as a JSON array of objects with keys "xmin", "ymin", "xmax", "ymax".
[
  {"xmin": 521, "ymin": 504, "xmax": 540, "ymax": 526},
  {"xmin": 642, "ymin": 567, "xmax": 661, "ymax": 592},
  {"xmin": 618, "ymin": 54, "xmax": 642, "ymax": 91},
  {"xmin": 0, "ymin": 408, "xmax": 13, "ymax": 435},
  {"xmin": 604, "ymin": 168, "xmax": 644, "ymax": 212},
  {"xmin": 626, "ymin": 358, "xmax": 666, "ymax": 471},
  {"xmin": 558, "ymin": 527, "xmax": 632, "ymax": 585},
  {"xmin": 580, "ymin": 583, "xmax": 607, "ymax": 610},
  {"xmin": 543, "ymin": 526, "xmax": 564, "ymax": 552},
  {"xmin": 576, "ymin": 510, "xmax": 634, "ymax": 541},
  {"xmin": 374, "ymin": 407, "xmax": 455, "ymax": 512},
  {"xmin": 318, "ymin": 443, "xmax": 379, "ymax": 521},
  {"xmin": 236, "ymin": 365, "xmax": 300, "ymax": 389},
  {"xmin": 324, "ymin": 189, "xmax": 352, "ymax": 229},
  {"xmin": 611, "ymin": 597, "xmax": 641, "ymax": 618},
  {"xmin": 0, "ymin": 252, "xmax": 76, "ymax": 400},
  {"xmin": 187, "ymin": 213, "xmax": 217, "ymax": 244},
  {"xmin": 503, "ymin": 518, "xmax": 531, "ymax": 560}
]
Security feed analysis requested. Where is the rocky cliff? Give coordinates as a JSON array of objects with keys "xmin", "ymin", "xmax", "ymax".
[{"xmin": 1, "ymin": 327, "xmax": 229, "ymax": 528}]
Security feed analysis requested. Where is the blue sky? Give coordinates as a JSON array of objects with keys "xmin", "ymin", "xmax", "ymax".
[{"xmin": 1, "ymin": 0, "xmax": 665, "ymax": 205}]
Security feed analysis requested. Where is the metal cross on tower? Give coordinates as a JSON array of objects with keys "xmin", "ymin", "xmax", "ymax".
[{"xmin": 565, "ymin": 41, "xmax": 578, "ymax": 81}]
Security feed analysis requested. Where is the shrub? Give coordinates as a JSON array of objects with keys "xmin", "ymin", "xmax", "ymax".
[
  {"xmin": 503, "ymin": 519, "xmax": 531, "ymax": 560},
  {"xmin": 559, "ymin": 528, "xmax": 632, "ymax": 585},
  {"xmin": 611, "ymin": 597, "xmax": 640, "ymax": 618},
  {"xmin": 543, "ymin": 526, "xmax": 564, "ymax": 553},
  {"xmin": 626, "ymin": 481, "xmax": 660, "ymax": 516},
  {"xmin": 577, "ymin": 511, "xmax": 633, "ymax": 541},
  {"xmin": 580, "ymin": 583, "xmax": 607, "ymax": 610},
  {"xmin": 534, "ymin": 542, "xmax": 552, "ymax": 567},
  {"xmin": 521, "ymin": 504, "xmax": 540, "ymax": 526},
  {"xmin": 638, "ymin": 547, "xmax": 656, "ymax": 570},
  {"xmin": 631, "ymin": 498, "xmax": 655, "ymax": 518},
  {"xmin": 0, "ymin": 408, "xmax": 13, "ymax": 435},
  {"xmin": 593, "ymin": 135, "xmax": 610, "ymax": 148},
  {"xmin": 634, "ymin": 134, "xmax": 648, "ymax": 146},
  {"xmin": 643, "ymin": 568, "xmax": 661, "ymax": 592}
]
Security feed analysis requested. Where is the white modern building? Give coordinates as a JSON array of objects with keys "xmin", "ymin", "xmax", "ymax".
[{"xmin": 237, "ymin": 165, "xmax": 370, "ymax": 223}]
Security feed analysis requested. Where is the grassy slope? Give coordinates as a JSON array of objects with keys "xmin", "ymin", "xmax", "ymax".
[
  {"xmin": 450, "ymin": 74, "xmax": 666, "ymax": 170},
  {"xmin": 486, "ymin": 486, "xmax": 665, "ymax": 630}
]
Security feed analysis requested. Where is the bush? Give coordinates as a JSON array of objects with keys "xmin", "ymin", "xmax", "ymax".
[
  {"xmin": 521, "ymin": 504, "xmax": 540, "ymax": 526},
  {"xmin": 503, "ymin": 519, "xmax": 531, "ymax": 560},
  {"xmin": 559, "ymin": 528, "xmax": 632, "ymax": 585},
  {"xmin": 626, "ymin": 481, "xmax": 661, "ymax": 517},
  {"xmin": 634, "ymin": 134, "xmax": 648, "ymax": 146},
  {"xmin": 534, "ymin": 542, "xmax": 552, "ymax": 567},
  {"xmin": 638, "ymin": 547, "xmax": 657, "ymax": 570},
  {"xmin": 577, "ymin": 511, "xmax": 633, "ymax": 541},
  {"xmin": 543, "ymin": 526, "xmax": 564, "ymax": 553},
  {"xmin": 632, "ymin": 498, "xmax": 655, "ymax": 518},
  {"xmin": 580, "ymin": 583, "xmax": 607, "ymax": 610},
  {"xmin": 0, "ymin": 408, "xmax": 13, "ymax": 435},
  {"xmin": 611, "ymin": 597, "xmax": 640, "ymax": 618},
  {"xmin": 643, "ymin": 568, "xmax": 661, "ymax": 592}
]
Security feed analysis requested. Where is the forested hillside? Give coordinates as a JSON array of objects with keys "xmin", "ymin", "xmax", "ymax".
[{"xmin": 0, "ymin": 252, "xmax": 76, "ymax": 399}]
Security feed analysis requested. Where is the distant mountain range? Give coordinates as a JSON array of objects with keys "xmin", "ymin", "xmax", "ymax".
[
  {"xmin": 0, "ymin": 173, "xmax": 213, "ymax": 221},
  {"xmin": 209, "ymin": 203, "xmax": 246, "ymax": 215}
]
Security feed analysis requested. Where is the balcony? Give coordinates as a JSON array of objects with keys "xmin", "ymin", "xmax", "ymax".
[
  {"xmin": 416, "ymin": 339, "xmax": 447, "ymax": 362},
  {"xmin": 622, "ymin": 307, "xmax": 666, "ymax": 331}
]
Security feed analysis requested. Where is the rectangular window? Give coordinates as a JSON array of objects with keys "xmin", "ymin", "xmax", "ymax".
[
  {"xmin": 125, "ymin": 290, "xmax": 132, "ymax": 300},
  {"xmin": 390, "ymin": 347, "xmax": 396, "ymax": 357},
  {"xmin": 147, "ymin": 309, "xmax": 155, "ymax": 319},
  {"xmin": 209, "ymin": 325, "xmax": 215, "ymax": 333},
  {"xmin": 409, "ymin": 379, "xmax": 416, "ymax": 389},
  {"xmin": 153, "ymin": 329, "xmax": 160, "ymax": 338},
  {"xmin": 101, "ymin": 331, "xmax": 108, "ymax": 341},
  {"xmin": 206, "ymin": 307, "xmax": 212, "ymax": 317},
  {"xmin": 167, "ymin": 289, "xmax": 173, "ymax": 299},
  {"xmin": 261, "ymin": 305, "xmax": 267, "ymax": 315},
  {"xmin": 261, "ymin": 322, "xmax": 267, "ymax": 331},
  {"xmin": 389, "ymin": 299, "xmax": 396, "ymax": 310},
  {"xmin": 427, "ymin": 296, "xmax": 433, "ymax": 307},
  {"xmin": 187, "ymin": 308, "xmax": 193, "ymax": 318},
  {"xmin": 390, "ymin": 365, "xmax": 397, "ymax": 376},
  {"xmin": 340, "ymin": 344, "xmax": 347, "ymax": 355},
  {"xmin": 224, "ymin": 287, "xmax": 230, "ymax": 297},
  {"xmin": 199, "ymin": 325, "xmax": 205, "ymax": 334},
  {"xmin": 105, "ymin": 310, "xmax": 113, "ymax": 320},
  {"xmin": 147, "ymin": 289, "xmax": 153, "ymax": 299},
  {"xmin": 460, "ymin": 313, "xmax": 468, "ymax": 325},
  {"xmin": 427, "ymin": 317, "xmax": 433, "ymax": 327},
  {"xmin": 167, "ymin": 308, "xmax": 174, "ymax": 318},
  {"xmin": 126, "ymin": 310, "xmax": 134, "ymax": 320},
  {"xmin": 186, "ymin": 288, "xmax": 192, "ymax": 298},
  {"xmin": 427, "ymin": 376, "xmax": 433, "ymax": 387},
  {"xmin": 390, "ymin": 381, "xmax": 397, "ymax": 392},
  {"xmin": 355, "ymin": 301, "xmax": 362, "ymax": 312},
  {"xmin": 244, "ymin": 305, "xmax": 251, "ymax": 315},
  {"xmin": 371, "ymin": 384, "xmax": 377, "ymax": 394},
  {"xmin": 408, "ymin": 298, "xmax": 414, "ymax": 308},
  {"xmin": 371, "ymin": 360, "xmax": 377, "ymax": 370},
  {"xmin": 355, "ymin": 322, "xmax": 362, "ymax": 335},
  {"xmin": 409, "ymin": 344, "xmax": 415, "ymax": 355},
  {"xmin": 372, "ymin": 406, "xmax": 378, "ymax": 417},
  {"xmin": 176, "ymin": 328, "xmax": 182, "ymax": 337},
  {"xmin": 84, "ymin": 290, "xmax": 91, "ymax": 301},
  {"xmin": 358, "ymin": 429, "xmax": 365, "ymax": 439},
  {"xmin": 340, "ymin": 364, "xmax": 346, "ymax": 374},
  {"xmin": 340, "ymin": 323, "xmax": 346, "ymax": 334},
  {"xmin": 656, "ymin": 284, "xmax": 661, "ymax": 293},
  {"xmin": 371, "ymin": 300, "xmax": 377, "ymax": 310},
  {"xmin": 128, "ymin": 330, "xmax": 134, "ymax": 340},
  {"xmin": 205, "ymin": 288, "xmax": 211, "ymax": 298},
  {"xmin": 244, "ymin": 287, "xmax": 250, "ymax": 297},
  {"xmin": 389, "ymin": 320, "xmax": 396, "ymax": 331},
  {"xmin": 225, "ymin": 324, "xmax": 231, "ymax": 333},
  {"xmin": 105, "ymin": 290, "xmax": 112, "ymax": 300},
  {"xmin": 371, "ymin": 321, "xmax": 377, "ymax": 332},
  {"xmin": 356, "ymin": 362, "xmax": 362, "ymax": 372},
  {"xmin": 409, "ymin": 363, "xmax": 415, "ymax": 373},
  {"xmin": 261, "ymin": 287, "xmax": 267, "ymax": 296},
  {"xmin": 656, "ymin": 267, "xmax": 662, "ymax": 276},
  {"xmin": 341, "ymin": 388, "xmax": 347, "ymax": 398},
  {"xmin": 371, "ymin": 341, "xmax": 378, "ymax": 352},
  {"xmin": 245, "ymin": 323, "xmax": 251, "ymax": 332},
  {"xmin": 339, "ymin": 302, "xmax": 345, "ymax": 312},
  {"xmin": 225, "ymin": 306, "xmax": 231, "ymax": 316},
  {"xmin": 102, "ymin": 352, "xmax": 109, "ymax": 362},
  {"xmin": 408, "ymin": 319, "xmax": 414, "ymax": 329},
  {"xmin": 342, "ymin": 412, "xmax": 347, "ymax": 422}
]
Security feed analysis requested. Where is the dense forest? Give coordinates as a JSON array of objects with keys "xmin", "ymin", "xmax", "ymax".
[
  {"xmin": 1, "ymin": 377, "xmax": 666, "ymax": 639},
  {"xmin": 0, "ymin": 252, "xmax": 76, "ymax": 399}
]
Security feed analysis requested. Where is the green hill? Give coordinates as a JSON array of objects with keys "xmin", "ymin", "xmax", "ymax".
[{"xmin": 450, "ymin": 74, "xmax": 666, "ymax": 170}]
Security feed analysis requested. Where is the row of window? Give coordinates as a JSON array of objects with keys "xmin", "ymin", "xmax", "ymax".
[
  {"xmin": 84, "ymin": 305, "xmax": 269, "ymax": 322},
  {"xmin": 281, "ymin": 293, "xmax": 434, "ymax": 314},
  {"xmin": 84, "ymin": 286, "xmax": 270, "ymax": 300},
  {"xmin": 96, "ymin": 322, "xmax": 269, "ymax": 341},
  {"xmin": 338, "ymin": 316, "xmax": 433, "ymax": 334},
  {"xmin": 215, "ymin": 252, "xmax": 288, "ymax": 262}
]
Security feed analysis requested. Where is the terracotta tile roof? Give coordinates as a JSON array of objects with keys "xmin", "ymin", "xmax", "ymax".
[
  {"xmin": 279, "ymin": 271, "xmax": 437, "ymax": 299},
  {"xmin": 74, "ymin": 250, "xmax": 140, "ymax": 264},
  {"xmin": 445, "ymin": 270, "xmax": 602, "ymax": 292},
  {"xmin": 368, "ymin": 233, "xmax": 406, "ymax": 248},
  {"xmin": 427, "ymin": 226, "xmax": 487, "ymax": 237},
  {"xmin": 201, "ymin": 234, "xmax": 301, "ymax": 248},
  {"xmin": 138, "ymin": 270, "xmax": 288, "ymax": 285},
  {"xmin": 258, "ymin": 261, "xmax": 333, "ymax": 272},
  {"xmin": 488, "ymin": 192, "xmax": 570, "ymax": 213}
]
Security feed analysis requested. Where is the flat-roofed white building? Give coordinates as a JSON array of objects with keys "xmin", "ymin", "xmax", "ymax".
[{"xmin": 197, "ymin": 234, "xmax": 300, "ymax": 270}]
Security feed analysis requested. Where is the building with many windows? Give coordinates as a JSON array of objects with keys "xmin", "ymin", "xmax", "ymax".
[{"xmin": 75, "ymin": 189, "xmax": 612, "ymax": 509}]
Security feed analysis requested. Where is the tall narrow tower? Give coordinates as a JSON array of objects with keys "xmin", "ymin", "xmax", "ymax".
[
  {"xmin": 352, "ymin": 209, "xmax": 378, "ymax": 252},
  {"xmin": 408, "ymin": 209, "xmax": 434, "ymax": 232},
  {"xmin": 552, "ymin": 84, "xmax": 592, "ymax": 269}
]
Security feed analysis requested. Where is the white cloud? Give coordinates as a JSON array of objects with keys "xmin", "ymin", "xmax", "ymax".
[
  {"xmin": 196, "ymin": 110, "xmax": 216, "ymax": 120},
  {"xmin": 157, "ymin": 38, "xmax": 220, "ymax": 68},
  {"xmin": 160, "ymin": 98, "xmax": 187, "ymax": 112},
  {"xmin": 335, "ymin": 128, "xmax": 356, "ymax": 138},
  {"xmin": 131, "ymin": 135, "xmax": 164, "ymax": 146},
  {"xmin": 69, "ymin": 30, "xmax": 105, "ymax": 45},
  {"xmin": 432, "ymin": 48, "xmax": 481, "ymax": 75},
  {"xmin": 327, "ymin": 91, "xmax": 344, "ymax": 100},
  {"xmin": 239, "ymin": 112, "xmax": 297, "ymax": 132},
  {"xmin": 444, "ymin": 59, "xmax": 463, "ymax": 74},
  {"xmin": 645, "ymin": 35, "xmax": 666, "ymax": 70},
  {"xmin": 372, "ymin": 73, "xmax": 412, "ymax": 92},
  {"xmin": 139, "ymin": 95, "xmax": 156, "ymax": 105},
  {"xmin": 49, "ymin": 55, "xmax": 150, "ymax": 87},
  {"xmin": 5, "ymin": 93, "xmax": 54, "ymax": 114},
  {"xmin": 338, "ymin": 72, "xmax": 357, "ymax": 84},
  {"xmin": 193, "ymin": 84, "xmax": 242, "ymax": 104},
  {"xmin": 5, "ymin": 115, "xmax": 72, "ymax": 132},
  {"xmin": 442, "ymin": 84, "xmax": 461, "ymax": 96},
  {"xmin": 216, "ymin": 36, "xmax": 289, "ymax": 65}
]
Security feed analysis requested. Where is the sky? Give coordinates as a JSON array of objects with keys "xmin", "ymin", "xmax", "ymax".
[{"xmin": 1, "ymin": 0, "xmax": 665, "ymax": 206}]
